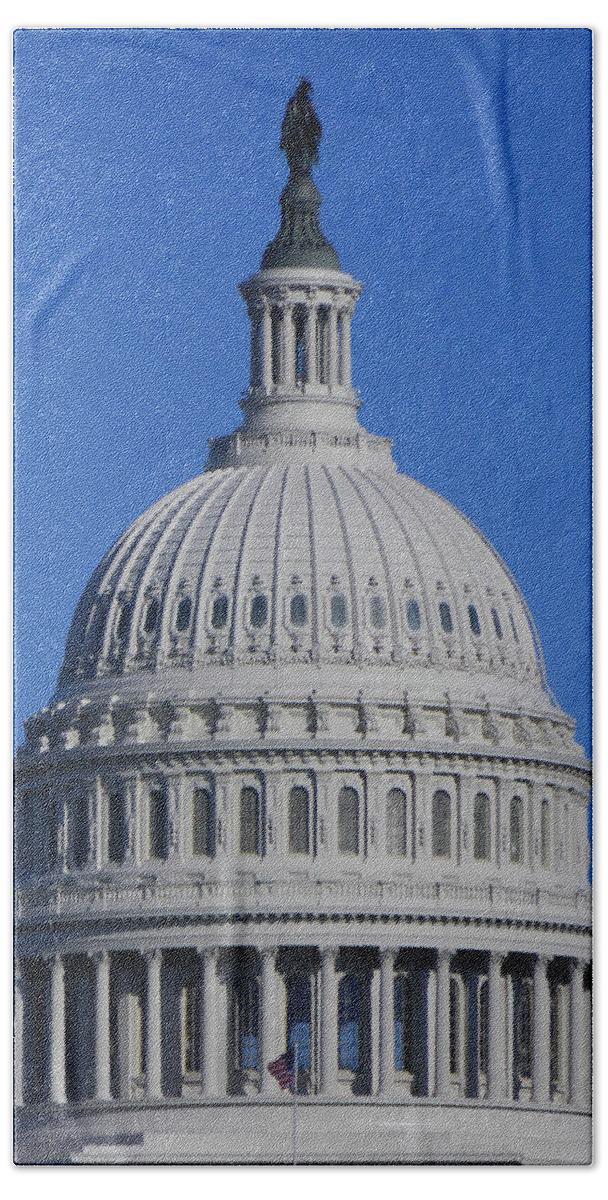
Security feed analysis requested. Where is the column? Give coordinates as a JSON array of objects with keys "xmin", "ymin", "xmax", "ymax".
[
  {"xmin": 14, "ymin": 960, "xmax": 24, "ymax": 1107},
  {"xmin": 145, "ymin": 949, "xmax": 162, "ymax": 1098},
  {"xmin": 319, "ymin": 948, "xmax": 338, "ymax": 1095},
  {"xmin": 341, "ymin": 309, "xmax": 352, "ymax": 390},
  {"xmin": 570, "ymin": 959, "xmax": 590, "ymax": 1109},
  {"xmin": 282, "ymin": 301, "xmax": 295, "ymax": 389},
  {"xmin": 93, "ymin": 950, "xmax": 112, "ymax": 1101},
  {"xmin": 261, "ymin": 299, "xmax": 273, "ymax": 391},
  {"xmin": 533, "ymin": 955, "xmax": 551, "ymax": 1105},
  {"xmin": 436, "ymin": 949, "xmax": 452, "ymax": 1099},
  {"xmin": 486, "ymin": 952, "xmax": 507, "ymax": 1102},
  {"xmin": 378, "ymin": 949, "xmax": 395, "ymax": 1095},
  {"xmin": 259, "ymin": 947, "xmax": 280, "ymax": 1095},
  {"xmin": 328, "ymin": 304, "xmax": 339, "ymax": 389},
  {"xmin": 49, "ymin": 953, "xmax": 67, "ymax": 1104},
  {"xmin": 304, "ymin": 304, "xmax": 316, "ymax": 386},
  {"xmin": 200, "ymin": 948, "xmax": 219, "ymax": 1096}
]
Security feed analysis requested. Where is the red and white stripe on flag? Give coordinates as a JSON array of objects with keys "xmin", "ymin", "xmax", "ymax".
[{"xmin": 267, "ymin": 1051, "xmax": 295, "ymax": 1090}]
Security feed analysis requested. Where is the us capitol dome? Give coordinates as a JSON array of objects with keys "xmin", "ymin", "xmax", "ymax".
[{"xmin": 15, "ymin": 79, "xmax": 591, "ymax": 1165}]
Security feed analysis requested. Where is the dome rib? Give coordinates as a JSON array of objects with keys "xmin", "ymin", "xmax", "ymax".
[
  {"xmin": 339, "ymin": 465, "xmax": 402, "ymax": 659},
  {"xmin": 321, "ymin": 464, "xmax": 362, "ymax": 660},
  {"xmin": 270, "ymin": 466, "xmax": 290, "ymax": 650},
  {"xmin": 226, "ymin": 466, "xmax": 276, "ymax": 655},
  {"xmin": 188, "ymin": 469, "xmax": 251, "ymax": 657},
  {"xmin": 304, "ymin": 465, "xmax": 321, "ymax": 660}
]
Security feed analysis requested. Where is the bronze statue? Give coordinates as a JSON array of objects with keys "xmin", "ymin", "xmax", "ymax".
[{"xmin": 280, "ymin": 77, "xmax": 321, "ymax": 175}]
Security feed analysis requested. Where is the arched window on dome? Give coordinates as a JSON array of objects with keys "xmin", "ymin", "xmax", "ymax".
[
  {"xmin": 394, "ymin": 974, "xmax": 413, "ymax": 1073},
  {"xmin": 149, "ymin": 785, "xmax": 169, "ymax": 860},
  {"xmin": 70, "ymin": 792, "xmax": 89, "ymax": 870},
  {"xmin": 541, "ymin": 799, "xmax": 551, "ymax": 867},
  {"xmin": 143, "ymin": 596, "xmax": 160, "ymax": 635},
  {"xmin": 406, "ymin": 598, "xmax": 421, "ymax": 632},
  {"xmin": 108, "ymin": 787, "xmax": 126, "ymax": 864},
  {"xmin": 338, "ymin": 975, "xmax": 360, "ymax": 1071},
  {"xmin": 439, "ymin": 601, "xmax": 453, "ymax": 634},
  {"xmin": 240, "ymin": 785, "xmax": 263, "ymax": 855},
  {"xmin": 211, "ymin": 594, "xmax": 229, "ymax": 629},
  {"xmin": 290, "ymin": 593, "xmax": 308, "ymax": 627},
  {"xmin": 386, "ymin": 787, "xmax": 407, "ymax": 856},
  {"xmin": 192, "ymin": 787, "xmax": 215, "ymax": 857},
  {"xmin": 432, "ymin": 789, "xmax": 451, "ymax": 857},
  {"xmin": 338, "ymin": 786, "xmax": 360, "ymax": 854},
  {"xmin": 250, "ymin": 594, "xmax": 268, "ymax": 628},
  {"xmin": 369, "ymin": 594, "xmax": 387, "ymax": 629},
  {"xmin": 330, "ymin": 593, "xmax": 348, "ymax": 628},
  {"xmin": 491, "ymin": 607, "xmax": 503, "ymax": 639},
  {"xmin": 176, "ymin": 595, "xmax": 192, "ymax": 633},
  {"xmin": 509, "ymin": 795, "xmax": 524, "ymax": 863},
  {"xmin": 468, "ymin": 604, "xmax": 481, "ymax": 636},
  {"xmin": 288, "ymin": 785, "xmax": 310, "ymax": 854},
  {"xmin": 473, "ymin": 792, "xmax": 491, "ymax": 861}
]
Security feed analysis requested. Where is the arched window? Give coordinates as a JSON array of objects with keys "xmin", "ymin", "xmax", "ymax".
[
  {"xmin": 288, "ymin": 785, "xmax": 310, "ymax": 854},
  {"xmin": 510, "ymin": 795, "xmax": 524, "ymax": 863},
  {"xmin": 286, "ymin": 976, "xmax": 312, "ymax": 1079},
  {"xmin": 468, "ymin": 604, "xmax": 481, "ymax": 636},
  {"xmin": 176, "ymin": 595, "xmax": 192, "ymax": 632},
  {"xmin": 338, "ymin": 976, "xmax": 360, "ymax": 1071},
  {"xmin": 386, "ymin": 787, "xmax": 407, "ymax": 856},
  {"xmin": 290, "ymin": 593, "xmax": 308, "ymax": 627},
  {"xmin": 149, "ymin": 786, "xmax": 169, "ymax": 860},
  {"xmin": 449, "ymin": 976, "xmax": 461, "ymax": 1075},
  {"xmin": 541, "ymin": 799, "xmax": 550, "ymax": 867},
  {"xmin": 240, "ymin": 786, "xmax": 262, "ymax": 855},
  {"xmin": 473, "ymin": 792, "xmax": 491, "ymax": 861},
  {"xmin": 108, "ymin": 788, "xmax": 125, "ymax": 864},
  {"xmin": 338, "ymin": 786, "xmax": 359, "ymax": 854},
  {"xmin": 432, "ymin": 789, "xmax": 451, "ymax": 857},
  {"xmin": 369, "ymin": 595, "xmax": 387, "ymax": 629},
  {"xmin": 491, "ymin": 607, "xmax": 503, "ymax": 639},
  {"xmin": 394, "ymin": 975, "xmax": 413, "ymax": 1072},
  {"xmin": 211, "ymin": 594, "xmax": 229, "ymax": 629},
  {"xmin": 234, "ymin": 977, "xmax": 259, "ymax": 1070},
  {"xmin": 406, "ymin": 598, "xmax": 421, "ymax": 631},
  {"xmin": 71, "ymin": 792, "xmax": 89, "ymax": 869},
  {"xmin": 250, "ymin": 594, "xmax": 268, "ymax": 628},
  {"xmin": 143, "ymin": 596, "xmax": 159, "ymax": 635},
  {"xmin": 439, "ymin": 601, "xmax": 453, "ymax": 634},
  {"xmin": 330, "ymin": 593, "xmax": 348, "ymax": 628},
  {"xmin": 192, "ymin": 787, "xmax": 215, "ymax": 857}
]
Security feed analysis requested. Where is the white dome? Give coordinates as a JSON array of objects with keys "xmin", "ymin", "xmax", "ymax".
[{"xmin": 58, "ymin": 458, "xmax": 545, "ymax": 708}]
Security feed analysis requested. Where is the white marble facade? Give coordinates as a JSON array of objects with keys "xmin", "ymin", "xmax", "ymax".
[{"xmin": 14, "ymin": 84, "xmax": 591, "ymax": 1164}]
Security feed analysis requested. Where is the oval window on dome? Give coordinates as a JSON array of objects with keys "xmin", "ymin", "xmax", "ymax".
[
  {"xmin": 290, "ymin": 593, "xmax": 308, "ymax": 627},
  {"xmin": 491, "ymin": 607, "xmax": 503, "ymax": 639},
  {"xmin": 143, "ymin": 597, "xmax": 159, "ymax": 635},
  {"xmin": 439, "ymin": 601, "xmax": 453, "ymax": 634},
  {"xmin": 406, "ymin": 598, "xmax": 421, "ymax": 632},
  {"xmin": 176, "ymin": 595, "xmax": 192, "ymax": 632},
  {"xmin": 250, "ymin": 594, "xmax": 268, "ymax": 628},
  {"xmin": 330, "ymin": 593, "xmax": 348, "ymax": 628},
  {"xmin": 369, "ymin": 595, "xmax": 387, "ymax": 629},
  {"xmin": 211, "ymin": 594, "xmax": 229, "ymax": 629},
  {"xmin": 468, "ymin": 604, "xmax": 481, "ymax": 637}
]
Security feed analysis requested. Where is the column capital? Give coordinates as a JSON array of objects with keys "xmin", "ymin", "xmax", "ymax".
[
  {"xmin": 87, "ymin": 948, "xmax": 109, "ymax": 966},
  {"xmin": 144, "ymin": 947, "xmax": 163, "ymax": 968},
  {"xmin": 380, "ymin": 946, "xmax": 396, "ymax": 964}
]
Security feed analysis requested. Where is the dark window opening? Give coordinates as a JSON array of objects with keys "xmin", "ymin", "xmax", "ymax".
[
  {"xmin": 338, "ymin": 786, "xmax": 360, "ymax": 854},
  {"xmin": 271, "ymin": 307, "xmax": 282, "ymax": 384},
  {"xmin": 250, "ymin": 594, "xmax": 268, "ymax": 628},
  {"xmin": 211, "ymin": 594, "xmax": 229, "ymax": 629},
  {"xmin": 510, "ymin": 796, "xmax": 524, "ymax": 863},
  {"xmin": 473, "ymin": 792, "xmax": 491, "ymax": 860},
  {"xmin": 234, "ymin": 977, "xmax": 259, "ymax": 1070},
  {"xmin": 149, "ymin": 787, "xmax": 169, "ymax": 860},
  {"xmin": 449, "ymin": 977, "xmax": 460, "ymax": 1075},
  {"xmin": 394, "ymin": 975, "xmax": 413, "ymax": 1072},
  {"xmin": 71, "ymin": 793, "xmax": 89, "ymax": 869},
  {"xmin": 432, "ymin": 789, "xmax": 451, "ymax": 857},
  {"xmin": 182, "ymin": 985, "xmax": 200, "ymax": 1074},
  {"xmin": 143, "ymin": 597, "xmax": 159, "ymax": 635},
  {"xmin": 338, "ymin": 976, "xmax": 360, "ymax": 1071},
  {"xmin": 240, "ymin": 786, "xmax": 262, "ymax": 855},
  {"xmin": 439, "ymin": 601, "xmax": 453, "ymax": 633},
  {"xmin": 468, "ymin": 604, "xmax": 481, "ymax": 636},
  {"xmin": 116, "ymin": 601, "xmax": 132, "ymax": 640},
  {"xmin": 491, "ymin": 607, "xmax": 503, "ymax": 639},
  {"xmin": 192, "ymin": 787, "xmax": 215, "ymax": 857},
  {"xmin": 330, "ymin": 593, "xmax": 348, "ymax": 628},
  {"xmin": 287, "ymin": 976, "xmax": 312, "ymax": 1078},
  {"xmin": 479, "ymin": 979, "xmax": 488, "ymax": 1077},
  {"xmin": 541, "ymin": 799, "xmax": 550, "ymax": 867},
  {"xmin": 288, "ymin": 786, "xmax": 310, "ymax": 854},
  {"xmin": 108, "ymin": 791, "xmax": 125, "ymax": 864},
  {"xmin": 290, "ymin": 593, "xmax": 308, "ymax": 627},
  {"xmin": 316, "ymin": 307, "xmax": 329, "ymax": 384},
  {"xmin": 406, "ymin": 598, "xmax": 421, "ymax": 631},
  {"xmin": 387, "ymin": 787, "xmax": 407, "ymax": 855},
  {"xmin": 176, "ymin": 595, "xmax": 192, "ymax": 632},
  {"xmin": 294, "ymin": 306, "xmax": 306, "ymax": 383},
  {"xmin": 369, "ymin": 594, "xmax": 387, "ymax": 629}
]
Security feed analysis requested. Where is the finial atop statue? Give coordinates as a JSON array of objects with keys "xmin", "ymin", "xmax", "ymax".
[{"xmin": 280, "ymin": 77, "xmax": 322, "ymax": 175}]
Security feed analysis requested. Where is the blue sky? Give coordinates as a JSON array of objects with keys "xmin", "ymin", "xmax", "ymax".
[{"xmin": 14, "ymin": 27, "xmax": 591, "ymax": 753}]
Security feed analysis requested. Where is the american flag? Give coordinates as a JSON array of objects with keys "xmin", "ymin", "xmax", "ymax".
[{"xmin": 267, "ymin": 1047, "xmax": 295, "ymax": 1090}]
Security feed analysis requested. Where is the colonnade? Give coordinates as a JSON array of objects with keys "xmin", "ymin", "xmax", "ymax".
[
  {"xmin": 15, "ymin": 944, "xmax": 591, "ymax": 1111},
  {"xmin": 248, "ymin": 292, "xmax": 355, "ymax": 394}
]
